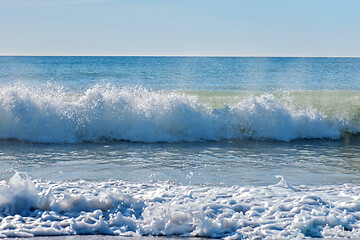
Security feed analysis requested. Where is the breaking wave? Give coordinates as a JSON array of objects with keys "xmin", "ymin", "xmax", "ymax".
[{"xmin": 0, "ymin": 84, "xmax": 359, "ymax": 143}]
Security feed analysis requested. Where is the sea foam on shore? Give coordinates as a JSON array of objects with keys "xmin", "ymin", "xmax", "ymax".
[{"xmin": 1, "ymin": 173, "xmax": 360, "ymax": 239}]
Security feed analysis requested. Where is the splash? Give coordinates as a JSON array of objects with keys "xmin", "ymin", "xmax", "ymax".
[
  {"xmin": 1, "ymin": 173, "xmax": 360, "ymax": 238},
  {"xmin": 0, "ymin": 84, "xmax": 358, "ymax": 143}
]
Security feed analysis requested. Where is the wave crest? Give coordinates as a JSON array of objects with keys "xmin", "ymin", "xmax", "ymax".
[{"xmin": 0, "ymin": 84, "xmax": 357, "ymax": 143}]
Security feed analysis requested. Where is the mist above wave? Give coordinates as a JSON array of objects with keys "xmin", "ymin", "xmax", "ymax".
[{"xmin": 0, "ymin": 84, "xmax": 358, "ymax": 143}]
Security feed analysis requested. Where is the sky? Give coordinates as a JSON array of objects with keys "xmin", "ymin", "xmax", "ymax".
[{"xmin": 0, "ymin": 0, "xmax": 359, "ymax": 56}]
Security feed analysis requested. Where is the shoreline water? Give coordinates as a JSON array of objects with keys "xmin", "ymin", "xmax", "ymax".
[
  {"xmin": 1, "ymin": 57, "xmax": 360, "ymax": 238},
  {"xmin": 2, "ymin": 236, "xmax": 198, "ymax": 240}
]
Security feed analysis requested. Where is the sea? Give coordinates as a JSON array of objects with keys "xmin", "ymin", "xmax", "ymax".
[{"xmin": 0, "ymin": 56, "xmax": 360, "ymax": 239}]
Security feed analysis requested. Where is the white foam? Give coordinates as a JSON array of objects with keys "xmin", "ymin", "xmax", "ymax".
[
  {"xmin": 1, "ymin": 173, "xmax": 360, "ymax": 238},
  {"xmin": 0, "ymin": 84, "xmax": 358, "ymax": 143}
]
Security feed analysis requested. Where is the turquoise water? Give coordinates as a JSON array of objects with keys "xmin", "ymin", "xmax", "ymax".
[{"xmin": 0, "ymin": 57, "xmax": 360, "ymax": 238}]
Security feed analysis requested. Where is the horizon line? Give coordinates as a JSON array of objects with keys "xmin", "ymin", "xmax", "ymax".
[{"xmin": 1, "ymin": 54, "xmax": 360, "ymax": 58}]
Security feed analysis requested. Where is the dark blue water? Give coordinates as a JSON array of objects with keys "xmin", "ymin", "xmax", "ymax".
[{"xmin": 1, "ymin": 56, "xmax": 359, "ymax": 91}]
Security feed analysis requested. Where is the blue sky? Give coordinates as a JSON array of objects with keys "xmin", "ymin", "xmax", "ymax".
[{"xmin": 0, "ymin": 0, "xmax": 359, "ymax": 56}]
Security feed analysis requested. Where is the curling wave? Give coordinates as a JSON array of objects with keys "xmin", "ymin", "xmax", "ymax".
[{"xmin": 0, "ymin": 84, "xmax": 359, "ymax": 143}]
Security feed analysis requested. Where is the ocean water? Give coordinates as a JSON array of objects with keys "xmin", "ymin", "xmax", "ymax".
[{"xmin": 0, "ymin": 56, "xmax": 360, "ymax": 239}]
